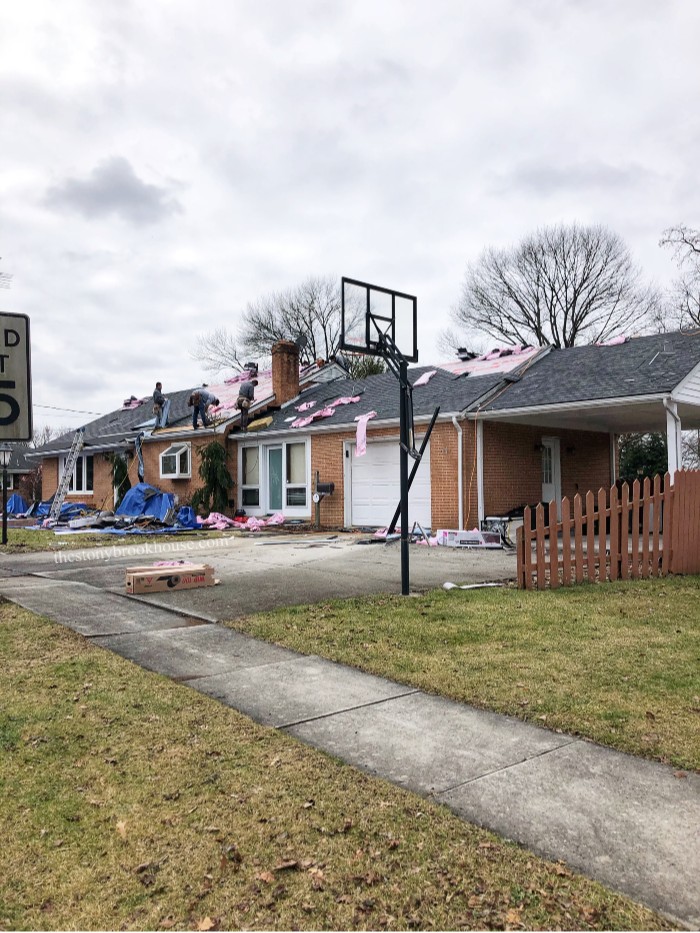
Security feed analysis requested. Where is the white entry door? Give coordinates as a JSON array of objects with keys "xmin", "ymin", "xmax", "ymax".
[
  {"xmin": 541, "ymin": 436, "xmax": 561, "ymax": 506},
  {"xmin": 348, "ymin": 439, "xmax": 432, "ymax": 529}
]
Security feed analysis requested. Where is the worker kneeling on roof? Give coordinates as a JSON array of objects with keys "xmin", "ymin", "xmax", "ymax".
[
  {"xmin": 236, "ymin": 378, "xmax": 258, "ymax": 432},
  {"xmin": 189, "ymin": 389, "xmax": 219, "ymax": 429}
]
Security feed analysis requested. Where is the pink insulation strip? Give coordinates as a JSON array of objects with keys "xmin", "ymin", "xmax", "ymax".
[
  {"xmin": 354, "ymin": 411, "xmax": 377, "ymax": 457},
  {"xmin": 412, "ymin": 370, "xmax": 437, "ymax": 387},
  {"xmin": 296, "ymin": 400, "xmax": 317, "ymax": 412},
  {"xmin": 329, "ymin": 395, "xmax": 361, "ymax": 406}
]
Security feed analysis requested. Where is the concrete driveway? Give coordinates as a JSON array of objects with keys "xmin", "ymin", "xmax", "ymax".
[{"xmin": 0, "ymin": 531, "xmax": 516, "ymax": 620}]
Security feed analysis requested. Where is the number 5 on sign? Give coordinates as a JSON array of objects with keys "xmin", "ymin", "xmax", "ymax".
[{"xmin": 0, "ymin": 313, "xmax": 32, "ymax": 441}]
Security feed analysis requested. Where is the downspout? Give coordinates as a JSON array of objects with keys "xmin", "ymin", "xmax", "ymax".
[
  {"xmin": 663, "ymin": 397, "xmax": 682, "ymax": 481},
  {"xmin": 451, "ymin": 416, "xmax": 463, "ymax": 530}
]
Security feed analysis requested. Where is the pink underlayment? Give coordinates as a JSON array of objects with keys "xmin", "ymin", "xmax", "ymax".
[{"xmin": 354, "ymin": 411, "xmax": 377, "ymax": 456}]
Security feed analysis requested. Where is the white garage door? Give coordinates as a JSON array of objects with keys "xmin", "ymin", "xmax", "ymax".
[{"xmin": 350, "ymin": 439, "xmax": 432, "ymax": 529}]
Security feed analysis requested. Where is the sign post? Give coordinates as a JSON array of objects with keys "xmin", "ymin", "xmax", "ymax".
[{"xmin": 0, "ymin": 313, "xmax": 32, "ymax": 442}]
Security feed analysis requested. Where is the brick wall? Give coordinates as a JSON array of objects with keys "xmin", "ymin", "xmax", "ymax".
[
  {"xmin": 481, "ymin": 421, "xmax": 613, "ymax": 517},
  {"xmin": 41, "ymin": 454, "xmax": 115, "ymax": 510},
  {"xmin": 272, "ymin": 340, "xmax": 300, "ymax": 405},
  {"xmin": 41, "ymin": 435, "xmax": 236, "ymax": 514},
  {"xmin": 310, "ymin": 422, "xmax": 462, "ymax": 529}
]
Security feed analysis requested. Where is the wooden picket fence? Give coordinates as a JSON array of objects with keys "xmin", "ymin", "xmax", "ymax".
[{"xmin": 516, "ymin": 470, "xmax": 700, "ymax": 589}]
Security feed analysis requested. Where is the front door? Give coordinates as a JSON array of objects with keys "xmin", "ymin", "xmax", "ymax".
[
  {"xmin": 267, "ymin": 446, "xmax": 283, "ymax": 512},
  {"xmin": 541, "ymin": 436, "xmax": 561, "ymax": 506}
]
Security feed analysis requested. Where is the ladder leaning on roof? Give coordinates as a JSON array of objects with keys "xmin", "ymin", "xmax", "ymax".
[{"xmin": 48, "ymin": 427, "xmax": 85, "ymax": 523}]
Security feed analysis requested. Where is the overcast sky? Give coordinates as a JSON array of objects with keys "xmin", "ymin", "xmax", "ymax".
[{"xmin": 2, "ymin": 0, "xmax": 699, "ymax": 433}]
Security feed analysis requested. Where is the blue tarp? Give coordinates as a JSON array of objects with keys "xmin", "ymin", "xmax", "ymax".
[
  {"xmin": 6, "ymin": 494, "xmax": 28, "ymax": 514},
  {"xmin": 115, "ymin": 483, "xmax": 175, "ymax": 521},
  {"xmin": 176, "ymin": 506, "xmax": 197, "ymax": 529},
  {"xmin": 35, "ymin": 499, "xmax": 90, "ymax": 518}
]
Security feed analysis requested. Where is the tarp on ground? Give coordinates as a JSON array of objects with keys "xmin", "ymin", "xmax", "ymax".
[
  {"xmin": 115, "ymin": 483, "xmax": 175, "ymax": 521},
  {"xmin": 6, "ymin": 494, "xmax": 28, "ymax": 514},
  {"xmin": 35, "ymin": 499, "xmax": 90, "ymax": 519},
  {"xmin": 176, "ymin": 506, "xmax": 197, "ymax": 529}
]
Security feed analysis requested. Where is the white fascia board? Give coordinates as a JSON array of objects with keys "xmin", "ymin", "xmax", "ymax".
[
  {"xmin": 672, "ymin": 358, "xmax": 700, "ymax": 397},
  {"xmin": 474, "ymin": 393, "xmax": 667, "ymax": 420},
  {"xmin": 227, "ymin": 412, "xmax": 461, "ymax": 442}
]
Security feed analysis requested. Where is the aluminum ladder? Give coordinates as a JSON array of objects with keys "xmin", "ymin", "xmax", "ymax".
[{"xmin": 48, "ymin": 427, "xmax": 85, "ymax": 522}]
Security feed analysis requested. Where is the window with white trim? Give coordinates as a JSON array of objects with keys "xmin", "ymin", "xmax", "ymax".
[
  {"xmin": 61, "ymin": 454, "xmax": 94, "ymax": 494},
  {"xmin": 286, "ymin": 442, "xmax": 307, "ymax": 507},
  {"xmin": 1, "ymin": 473, "xmax": 15, "ymax": 491},
  {"xmin": 160, "ymin": 443, "xmax": 191, "ymax": 479},
  {"xmin": 241, "ymin": 446, "xmax": 260, "ymax": 507},
  {"xmin": 239, "ymin": 439, "xmax": 309, "ymax": 513}
]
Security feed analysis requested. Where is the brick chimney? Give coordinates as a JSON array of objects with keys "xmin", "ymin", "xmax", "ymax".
[{"xmin": 271, "ymin": 340, "xmax": 300, "ymax": 405}]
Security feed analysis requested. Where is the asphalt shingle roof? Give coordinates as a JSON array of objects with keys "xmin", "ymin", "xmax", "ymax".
[
  {"xmin": 484, "ymin": 331, "xmax": 700, "ymax": 411},
  {"xmin": 261, "ymin": 367, "xmax": 506, "ymax": 433}
]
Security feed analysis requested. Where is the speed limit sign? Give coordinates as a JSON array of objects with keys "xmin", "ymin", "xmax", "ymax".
[{"xmin": 0, "ymin": 313, "xmax": 32, "ymax": 441}]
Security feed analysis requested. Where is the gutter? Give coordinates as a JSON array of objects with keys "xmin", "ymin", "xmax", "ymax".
[{"xmin": 451, "ymin": 416, "xmax": 464, "ymax": 530}]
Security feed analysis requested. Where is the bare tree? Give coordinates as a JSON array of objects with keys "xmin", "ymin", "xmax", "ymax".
[
  {"xmin": 190, "ymin": 327, "xmax": 245, "ymax": 375},
  {"xmin": 192, "ymin": 276, "xmax": 365, "ymax": 375},
  {"xmin": 454, "ymin": 224, "xmax": 659, "ymax": 348},
  {"xmin": 660, "ymin": 225, "xmax": 700, "ymax": 329},
  {"xmin": 435, "ymin": 326, "xmax": 484, "ymax": 359},
  {"xmin": 241, "ymin": 275, "xmax": 356, "ymax": 363}
]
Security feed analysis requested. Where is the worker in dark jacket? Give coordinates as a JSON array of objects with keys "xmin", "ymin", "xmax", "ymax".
[
  {"xmin": 236, "ymin": 379, "xmax": 258, "ymax": 431},
  {"xmin": 188, "ymin": 389, "xmax": 219, "ymax": 429},
  {"xmin": 153, "ymin": 382, "xmax": 168, "ymax": 427}
]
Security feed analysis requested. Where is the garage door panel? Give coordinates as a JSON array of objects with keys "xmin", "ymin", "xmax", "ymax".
[{"xmin": 350, "ymin": 440, "xmax": 431, "ymax": 528}]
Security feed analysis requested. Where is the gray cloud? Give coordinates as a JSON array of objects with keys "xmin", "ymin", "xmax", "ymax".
[
  {"xmin": 44, "ymin": 156, "xmax": 183, "ymax": 225},
  {"xmin": 494, "ymin": 160, "xmax": 659, "ymax": 196}
]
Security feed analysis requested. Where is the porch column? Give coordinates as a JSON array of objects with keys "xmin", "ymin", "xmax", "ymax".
[
  {"xmin": 665, "ymin": 399, "xmax": 682, "ymax": 479},
  {"xmin": 477, "ymin": 419, "xmax": 484, "ymax": 526}
]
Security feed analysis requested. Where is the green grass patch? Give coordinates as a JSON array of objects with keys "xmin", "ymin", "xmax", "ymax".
[
  {"xmin": 0, "ymin": 602, "xmax": 672, "ymax": 931},
  {"xmin": 223, "ymin": 577, "xmax": 700, "ymax": 772}
]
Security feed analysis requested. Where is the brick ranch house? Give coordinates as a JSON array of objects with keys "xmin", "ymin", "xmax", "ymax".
[{"xmin": 34, "ymin": 331, "xmax": 700, "ymax": 531}]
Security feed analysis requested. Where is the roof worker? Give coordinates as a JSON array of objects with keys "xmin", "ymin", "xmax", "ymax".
[
  {"xmin": 188, "ymin": 388, "xmax": 219, "ymax": 430},
  {"xmin": 235, "ymin": 378, "xmax": 258, "ymax": 432},
  {"xmin": 152, "ymin": 381, "xmax": 169, "ymax": 428}
]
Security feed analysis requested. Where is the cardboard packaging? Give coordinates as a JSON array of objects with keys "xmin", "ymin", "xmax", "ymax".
[{"xmin": 125, "ymin": 563, "xmax": 215, "ymax": 594}]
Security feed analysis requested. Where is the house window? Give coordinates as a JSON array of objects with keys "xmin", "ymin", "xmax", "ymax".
[
  {"xmin": 240, "ymin": 439, "xmax": 309, "ymax": 513},
  {"xmin": 241, "ymin": 446, "xmax": 260, "ymax": 507},
  {"xmin": 0, "ymin": 473, "xmax": 14, "ymax": 491},
  {"xmin": 160, "ymin": 443, "xmax": 191, "ymax": 479},
  {"xmin": 286, "ymin": 442, "xmax": 307, "ymax": 507},
  {"xmin": 61, "ymin": 454, "xmax": 94, "ymax": 494}
]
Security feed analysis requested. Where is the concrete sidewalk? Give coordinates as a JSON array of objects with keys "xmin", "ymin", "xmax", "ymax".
[{"xmin": 1, "ymin": 570, "xmax": 698, "ymax": 928}]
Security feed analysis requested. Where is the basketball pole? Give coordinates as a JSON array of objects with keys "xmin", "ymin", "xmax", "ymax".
[{"xmin": 399, "ymin": 359, "xmax": 410, "ymax": 595}]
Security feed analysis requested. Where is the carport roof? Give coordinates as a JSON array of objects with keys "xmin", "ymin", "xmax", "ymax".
[
  {"xmin": 484, "ymin": 331, "xmax": 700, "ymax": 410},
  {"xmin": 481, "ymin": 330, "xmax": 700, "ymax": 433}
]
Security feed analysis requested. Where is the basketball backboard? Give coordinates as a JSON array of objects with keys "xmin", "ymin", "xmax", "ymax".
[{"xmin": 340, "ymin": 277, "xmax": 418, "ymax": 363}]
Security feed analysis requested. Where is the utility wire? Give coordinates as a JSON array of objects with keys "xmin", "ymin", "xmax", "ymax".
[{"xmin": 34, "ymin": 404, "xmax": 105, "ymax": 415}]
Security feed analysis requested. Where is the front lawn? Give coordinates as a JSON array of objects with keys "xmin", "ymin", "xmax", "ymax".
[
  {"xmin": 0, "ymin": 527, "xmax": 229, "ymax": 553},
  {"xmin": 0, "ymin": 602, "xmax": 670, "ymax": 931},
  {"xmin": 223, "ymin": 577, "xmax": 700, "ymax": 772}
]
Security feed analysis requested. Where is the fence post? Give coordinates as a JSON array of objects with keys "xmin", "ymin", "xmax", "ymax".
[
  {"xmin": 586, "ymin": 490, "xmax": 596, "ymax": 582},
  {"xmin": 630, "ymin": 479, "xmax": 641, "ymax": 580},
  {"xmin": 597, "ymin": 487, "xmax": 607, "ymax": 582},
  {"xmin": 610, "ymin": 485, "xmax": 620, "ymax": 581},
  {"xmin": 641, "ymin": 477, "xmax": 651, "ymax": 578},
  {"xmin": 548, "ymin": 498, "xmax": 559, "ymax": 589},
  {"xmin": 574, "ymin": 494, "xmax": 584, "ymax": 584},
  {"xmin": 535, "ymin": 503, "xmax": 546, "ymax": 590},
  {"xmin": 651, "ymin": 474, "xmax": 662, "ymax": 577},
  {"xmin": 620, "ymin": 483, "xmax": 630, "ymax": 580},
  {"xmin": 561, "ymin": 496, "xmax": 571, "ymax": 586}
]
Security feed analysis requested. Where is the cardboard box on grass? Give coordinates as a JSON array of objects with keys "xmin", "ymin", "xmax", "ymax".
[{"xmin": 126, "ymin": 563, "xmax": 215, "ymax": 594}]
